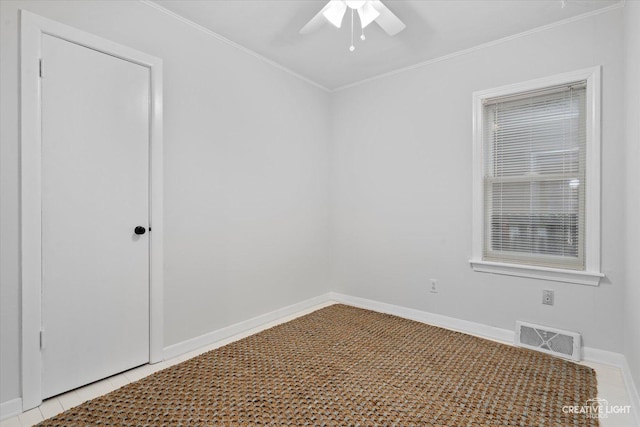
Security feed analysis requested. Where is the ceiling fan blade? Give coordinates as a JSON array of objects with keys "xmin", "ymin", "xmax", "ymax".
[
  {"xmin": 370, "ymin": 0, "xmax": 406, "ymax": 36},
  {"xmin": 323, "ymin": 0, "xmax": 347, "ymax": 28},
  {"xmin": 357, "ymin": 2, "xmax": 380, "ymax": 28},
  {"xmin": 299, "ymin": 1, "xmax": 333, "ymax": 34}
]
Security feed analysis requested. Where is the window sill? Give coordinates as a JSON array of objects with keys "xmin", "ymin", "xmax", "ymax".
[{"xmin": 469, "ymin": 260, "xmax": 604, "ymax": 286}]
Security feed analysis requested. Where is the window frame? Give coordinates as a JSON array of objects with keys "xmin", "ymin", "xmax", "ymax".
[{"xmin": 470, "ymin": 67, "xmax": 603, "ymax": 286}]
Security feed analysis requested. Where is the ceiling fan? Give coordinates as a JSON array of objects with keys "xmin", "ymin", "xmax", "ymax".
[{"xmin": 300, "ymin": 0, "xmax": 406, "ymax": 50}]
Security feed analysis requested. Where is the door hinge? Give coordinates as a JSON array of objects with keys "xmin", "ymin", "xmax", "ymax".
[
  {"xmin": 40, "ymin": 330, "xmax": 44, "ymax": 349},
  {"xmin": 39, "ymin": 59, "xmax": 43, "ymax": 78}
]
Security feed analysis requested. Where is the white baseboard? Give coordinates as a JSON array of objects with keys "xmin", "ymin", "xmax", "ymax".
[
  {"xmin": 582, "ymin": 346, "xmax": 627, "ymax": 367},
  {"xmin": 330, "ymin": 292, "xmax": 629, "ymax": 364},
  {"xmin": 622, "ymin": 358, "xmax": 640, "ymax": 426},
  {"xmin": 329, "ymin": 291, "xmax": 640, "ymax": 424},
  {"xmin": 0, "ymin": 397, "xmax": 23, "ymax": 421},
  {"xmin": 5, "ymin": 291, "xmax": 639, "ymax": 424},
  {"xmin": 163, "ymin": 293, "xmax": 333, "ymax": 360},
  {"xmin": 329, "ymin": 292, "xmax": 515, "ymax": 344}
]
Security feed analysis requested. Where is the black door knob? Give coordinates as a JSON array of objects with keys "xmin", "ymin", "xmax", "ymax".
[{"xmin": 134, "ymin": 226, "xmax": 146, "ymax": 235}]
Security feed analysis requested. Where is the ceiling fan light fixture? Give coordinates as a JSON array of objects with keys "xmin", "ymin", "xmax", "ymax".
[
  {"xmin": 323, "ymin": 0, "xmax": 348, "ymax": 28},
  {"xmin": 345, "ymin": 0, "xmax": 366, "ymax": 9},
  {"xmin": 300, "ymin": 0, "xmax": 406, "ymax": 40},
  {"xmin": 357, "ymin": 2, "xmax": 380, "ymax": 28}
]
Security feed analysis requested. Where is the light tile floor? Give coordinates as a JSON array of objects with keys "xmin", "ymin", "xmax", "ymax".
[{"xmin": 2, "ymin": 302, "xmax": 637, "ymax": 426}]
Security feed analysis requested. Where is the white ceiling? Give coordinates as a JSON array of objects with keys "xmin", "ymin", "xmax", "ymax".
[{"xmin": 151, "ymin": 0, "xmax": 620, "ymax": 90}]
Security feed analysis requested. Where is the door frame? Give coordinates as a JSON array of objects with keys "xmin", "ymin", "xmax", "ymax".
[{"xmin": 20, "ymin": 10, "xmax": 164, "ymax": 410}]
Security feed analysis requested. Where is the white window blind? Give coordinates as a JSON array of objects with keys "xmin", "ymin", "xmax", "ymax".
[{"xmin": 482, "ymin": 82, "xmax": 586, "ymax": 270}]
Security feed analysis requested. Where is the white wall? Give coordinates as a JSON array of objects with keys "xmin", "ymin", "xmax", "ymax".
[
  {"xmin": 0, "ymin": 0, "xmax": 330, "ymax": 404},
  {"xmin": 624, "ymin": 0, "xmax": 640, "ymax": 393},
  {"xmin": 1, "ymin": 0, "xmax": 636, "ymax": 410},
  {"xmin": 330, "ymin": 9, "xmax": 626, "ymax": 353}
]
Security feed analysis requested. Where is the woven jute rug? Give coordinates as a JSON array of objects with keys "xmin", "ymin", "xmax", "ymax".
[{"xmin": 37, "ymin": 304, "xmax": 598, "ymax": 426}]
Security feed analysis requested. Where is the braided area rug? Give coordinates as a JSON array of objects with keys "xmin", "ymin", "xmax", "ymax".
[{"xmin": 37, "ymin": 304, "xmax": 598, "ymax": 426}]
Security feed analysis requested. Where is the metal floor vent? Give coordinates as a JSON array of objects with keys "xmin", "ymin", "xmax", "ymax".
[{"xmin": 515, "ymin": 321, "xmax": 581, "ymax": 361}]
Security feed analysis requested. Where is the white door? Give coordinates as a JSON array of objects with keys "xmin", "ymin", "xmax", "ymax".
[{"xmin": 41, "ymin": 34, "xmax": 150, "ymax": 399}]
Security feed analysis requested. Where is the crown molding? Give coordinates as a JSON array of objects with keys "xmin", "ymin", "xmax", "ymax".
[
  {"xmin": 332, "ymin": 0, "xmax": 626, "ymax": 92},
  {"xmin": 139, "ymin": 0, "xmax": 331, "ymax": 93},
  {"xmin": 140, "ymin": 0, "xmax": 624, "ymax": 93}
]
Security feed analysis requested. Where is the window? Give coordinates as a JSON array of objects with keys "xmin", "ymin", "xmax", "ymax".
[{"xmin": 470, "ymin": 68, "xmax": 603, "ymax": 286}]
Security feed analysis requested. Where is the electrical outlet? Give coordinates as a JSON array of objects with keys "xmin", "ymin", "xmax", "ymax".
[
  {"xmin": 542, "ymin": 290, "xmax": 554, "ymax": 306},
  {"xmin": 430, "ymin": 279, "xmax": 438, "ymax": 293}
]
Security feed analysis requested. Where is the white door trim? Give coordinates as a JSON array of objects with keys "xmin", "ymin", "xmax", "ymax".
[{"xmin": 20, "ymin": 10, "xmax": 163, "ymax": 411}]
